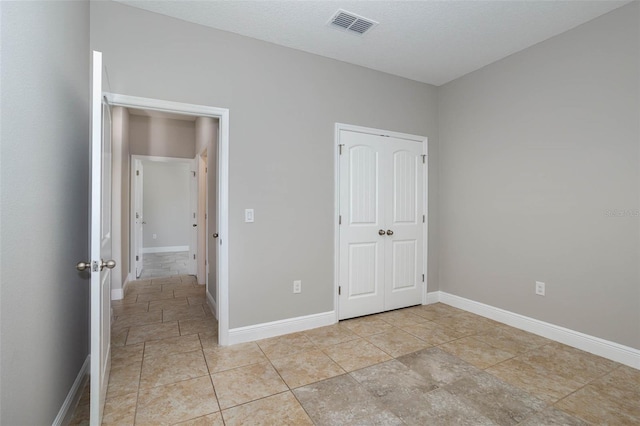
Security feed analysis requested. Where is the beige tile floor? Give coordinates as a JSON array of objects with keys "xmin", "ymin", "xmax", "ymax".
[{"xmin": 70, "ymin": 275, "xmax": 640, "ymax": 425}]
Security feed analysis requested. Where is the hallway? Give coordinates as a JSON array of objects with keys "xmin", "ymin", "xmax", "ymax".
[
  {"xmin": 70, "ymin": 277, "xmax": 639, "ymax": 425},
  {"xmin": 139, "ymin": 251, "xmax": 190, "ymax": 279}
]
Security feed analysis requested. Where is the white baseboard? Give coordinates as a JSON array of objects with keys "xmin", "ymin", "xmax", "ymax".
[
  {"xmin": 206, "ymin": 288, "xmax": 218, "ymax": 321},
  {"xmin": 110, "ymin": 274, "xmax": 131, "ymax": 301},
  {"xmin": 436, "ymin": 291, "xmax": 640, "ymax": 370},
  {"xmin": 425, "ymin": 291, "xmax": 440, "ymax": 305},
  {"xmin": 228, "ymin": 311, "xmax": 336, "ymax": 346},
  {"xmin": 142, "ymin": 245, "xmax": 189, "ymax": 254},
  {"xmin": 111, "ymin": 288, "xmax": 123, "ymax": 300},
  {"xmin": 52, "ymin": 355, "xmax": 90, "ymax": 426}
]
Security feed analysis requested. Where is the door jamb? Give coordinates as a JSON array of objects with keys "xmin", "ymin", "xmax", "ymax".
[
  {"xmin": 107, "ymin": 93, "xmax": 231, "ymax": 346},
  {"xmin": 334, "ymin": 123, "xmax": 429, "ymax": 322}
]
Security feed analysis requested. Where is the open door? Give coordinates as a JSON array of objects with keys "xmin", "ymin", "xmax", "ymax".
[
  {"xmin": 89, "ymin": 50, "xmax": 114, "ymax": 425},
  {"xmin": 133, "ymin": 159, "xmax": 144, "ymax": 278}
]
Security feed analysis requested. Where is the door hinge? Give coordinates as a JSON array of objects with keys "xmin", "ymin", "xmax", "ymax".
[
  {"xmin": 136, "ymin": 212, "xmax": 139, "ymax": 219},
  {"xmin": 339, "ymin": 144, "xmax": 344, "ymax": 155},
  {"xmin": 136, "ymin": 170, "xmax": 140, "ymax": 176},
  {"xmin": 192, "ymin": 171, "xmax": 196, "ymax": 177},
  {"xmin": 193, "ymin": 212, "xmax": 196, "ymax": 219},
  {"xmin": 136, "ymin": 255, "xmax": 139, "ymax": 261},
  {"xmin": 338, "ymin": 286, "xmax": 341, "ymax": 295},
  {"xmin": 206, "ymin": 167, "xmax": 208, "ymax": 173},
  {"xmin": 339, "ymin": 215, "xmax": 342, "ymax": 225},
  {"xmin": 422, "ymin": 274, "xmax": 425, "ymax": 282},
  {"xmin": 193, "ymin": 254, "xmax": 196, "ymax": 260},
  {"xmin": 422, "ymin": 155, "xmax": 426, "ymax": 164},
  {"xmin": 422, "ymin": 214, "xmax": 425, "ymax": 223}
]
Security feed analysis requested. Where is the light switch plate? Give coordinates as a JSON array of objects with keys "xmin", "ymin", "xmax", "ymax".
[{"xmin": 245, "ymin": 209, "xmax": 254, "ymax": 223}]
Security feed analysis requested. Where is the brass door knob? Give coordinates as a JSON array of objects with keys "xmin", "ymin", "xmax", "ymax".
[
  {"xmin": 386, "ymin": 230, "xmax": 394, "ymax": 236},
  {"xmin": 378, "ymin": 229, "xmax": 386, "ymax": 236}
]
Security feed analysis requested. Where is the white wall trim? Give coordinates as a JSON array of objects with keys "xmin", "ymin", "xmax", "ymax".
[
  {"xmin": 436, "ymin": 291, "xmax": 640, "ymax": 370},
  {"xmin": 142, "ymin": 245, "xmax": 189, "ymax": 254},
  {"xmin": 111, "ymin": 288, "xmax": 123, "ymax": 300},
  {"xmin": 206, "ymin": 287, "xmax": 218, "ymax": 320},
  {"xmin": 112, "ymin": 273, "xmax": 132, "ymax": 300},
  {"xmin": 52, "ymin": 355, "xmax": 90, "ymax": 426},
  {"xmin": 425, "ymin": 291, "xmax": 440, "ymax": 305},
  {"xmin": 228, "ymin": 311, "xmax": 336, "ymax": 346}
]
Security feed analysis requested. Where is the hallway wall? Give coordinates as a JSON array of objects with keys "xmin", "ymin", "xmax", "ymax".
[{"xmin": 0, "ymin": 1, "xmax": 90, "ymax": 424}]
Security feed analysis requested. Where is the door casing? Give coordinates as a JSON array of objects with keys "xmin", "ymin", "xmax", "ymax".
[
  {"xmin": 107, "ymin": 93, "xmax": 231, "ymax": 345},
  {"xmin": 334, "ymin": 123, "xmax": 428, "ymax": 321}
]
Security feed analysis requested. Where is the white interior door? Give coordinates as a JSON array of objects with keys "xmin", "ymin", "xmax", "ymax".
[
  {"xmin": 133, "ymin": 159, "xmax": 144, "ymax": 278},
  {"xmin": 90, "ymin": 50, "xmax": 113, "ymax": 426},
  {"xmin": 338, "ymin": 129, "xmax": 424, "ymax": 320},
  {"xmin": 384, "ymin": 140, "xmax": 424, "ymax": 311},
  {"xmin": 339, "ymin": 132, "xmax": 386, "ymax": 319}
]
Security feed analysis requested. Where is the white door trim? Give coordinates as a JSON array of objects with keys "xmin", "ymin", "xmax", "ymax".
[
  {"xmin": 334, "ymin": 123, "xmax": 428, "ymax": 321},
  {"xmin": 108, "ymin": 93, "xmax": 231, "ymax": 346}
]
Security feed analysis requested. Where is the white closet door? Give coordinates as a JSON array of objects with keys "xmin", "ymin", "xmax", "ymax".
[
  {"xmin": 383, "ymin": 139, "xmax": 423, "ymax": 311},
  {"xmin": 339, "ymin": 129, "xmax": 424, "ymax": 320},
  {"xmin": 338, "ymin": 131, "xmax": 387, "ymax": 320}
]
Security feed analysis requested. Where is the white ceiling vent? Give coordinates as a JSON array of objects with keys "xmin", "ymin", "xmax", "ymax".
[{"xmin": 328, "ymin": 9, "xmax": 378, "ymax": 36}]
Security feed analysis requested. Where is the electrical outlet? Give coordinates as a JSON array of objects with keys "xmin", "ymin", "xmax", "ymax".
[
  {"xmin": 535, "ymin": 281, "xmax": 545, "ymax": 296},
  {"xmin": 293, "ymin": 280, "xmax": 302, "ymax": 294}
]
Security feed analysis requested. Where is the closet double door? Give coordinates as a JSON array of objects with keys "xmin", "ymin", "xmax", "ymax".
[{"xmin": 338, "ymin": 129, "xmax": 426, "ymax": 320}]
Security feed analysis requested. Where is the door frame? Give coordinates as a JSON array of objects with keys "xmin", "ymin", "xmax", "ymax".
[
  {"xmin": 107, "ymin": 93, "xmax": 231, "ymax": 345},
  {"xmin": 334, "ymin": 123, "xmax": 429, "ymax": 321},
  {"xmin": 130, "ymin": 155, "xmax": 197, "ymax": 276}
]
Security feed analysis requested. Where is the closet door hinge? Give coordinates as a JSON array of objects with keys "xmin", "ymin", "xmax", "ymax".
[
  {"xmin": 338, "ymin": 286, "xmax": 341, "ymax": 295},
  {"xmin": 422, "ymin": 215, "xmax": 425, "ymax": 223},
  {"xmin": 339, "ymin": 215, "xmax": 342, "ymax": 225},
  {"xmin": 193, "ymin": 254, "xmax": 196, "ymax": 260},
  {"xmin": 339, "ymin": 144, "xmax": 345, "ymax": 155},
  {"xmin": 422, "ymin": 274, "xmax": 425, "ymax": 282},
  {"xmin": 136, "ymin": 255, "xmax": 139, "ymax": 261},
  {"xmin": 422, "ymin": 155, "xmax": 426, "ymax": 164},
  {"xmin": 136, "ymin": 170, "xmax": 140, "ymax": 176},
  {"xmin": 192, "ymin": 171, "xmax": 196, "ymax": 177}
]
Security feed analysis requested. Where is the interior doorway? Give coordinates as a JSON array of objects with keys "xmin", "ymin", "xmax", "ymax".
[
  {"xmin": 107, "ymin": 93, "xmax": 231, "ymax": 345},
  {"xmin": 130, "ymin": 155, "xmax": 197, "ymax": 279}
]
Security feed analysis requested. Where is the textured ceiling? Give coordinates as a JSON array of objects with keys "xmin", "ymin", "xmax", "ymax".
[{"xmin": 116, "ymin": 0, "xmax": 629, "ymax": 86}]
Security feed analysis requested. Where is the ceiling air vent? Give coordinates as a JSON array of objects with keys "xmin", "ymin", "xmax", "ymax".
[{"xmin": 328, "ymin": 9, "xmax": 378, "ymax": 35}]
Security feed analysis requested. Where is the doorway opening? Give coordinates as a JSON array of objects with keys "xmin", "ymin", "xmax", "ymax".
[
  {"xmin": 131, "ymin": 156, "xmax": 196, "ymax": 280},
  {"xmin": 107, "ymin": 93, "xmax": 230, "ymax": 345}
]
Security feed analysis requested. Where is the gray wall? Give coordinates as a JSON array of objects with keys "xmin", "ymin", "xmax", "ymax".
[
  {"xmin": 142, "ymin": 161, "xmax": 191, "ymax": 249},
  {"xmin": 438, "ymin": 3, "xmax": 640, "ymax": 349},
  {"xmin": 129, "ymin": 114, "xmax": 196, "ymax": 159},
  {"xmin": 0, "ymin": 1, "xmax": 90, "ymax": 424},
  {"xmin": 91, "ymin": 1, "xmax": 439, "ymax": 328}
]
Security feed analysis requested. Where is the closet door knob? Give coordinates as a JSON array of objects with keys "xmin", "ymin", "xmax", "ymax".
[
  {"xmin": 386, "ymin": 230, "xmax": 394, "ymax": 236},
  {"xmin": 378, "ymin": 229, "xmax": 386, "ymax": 236}
]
